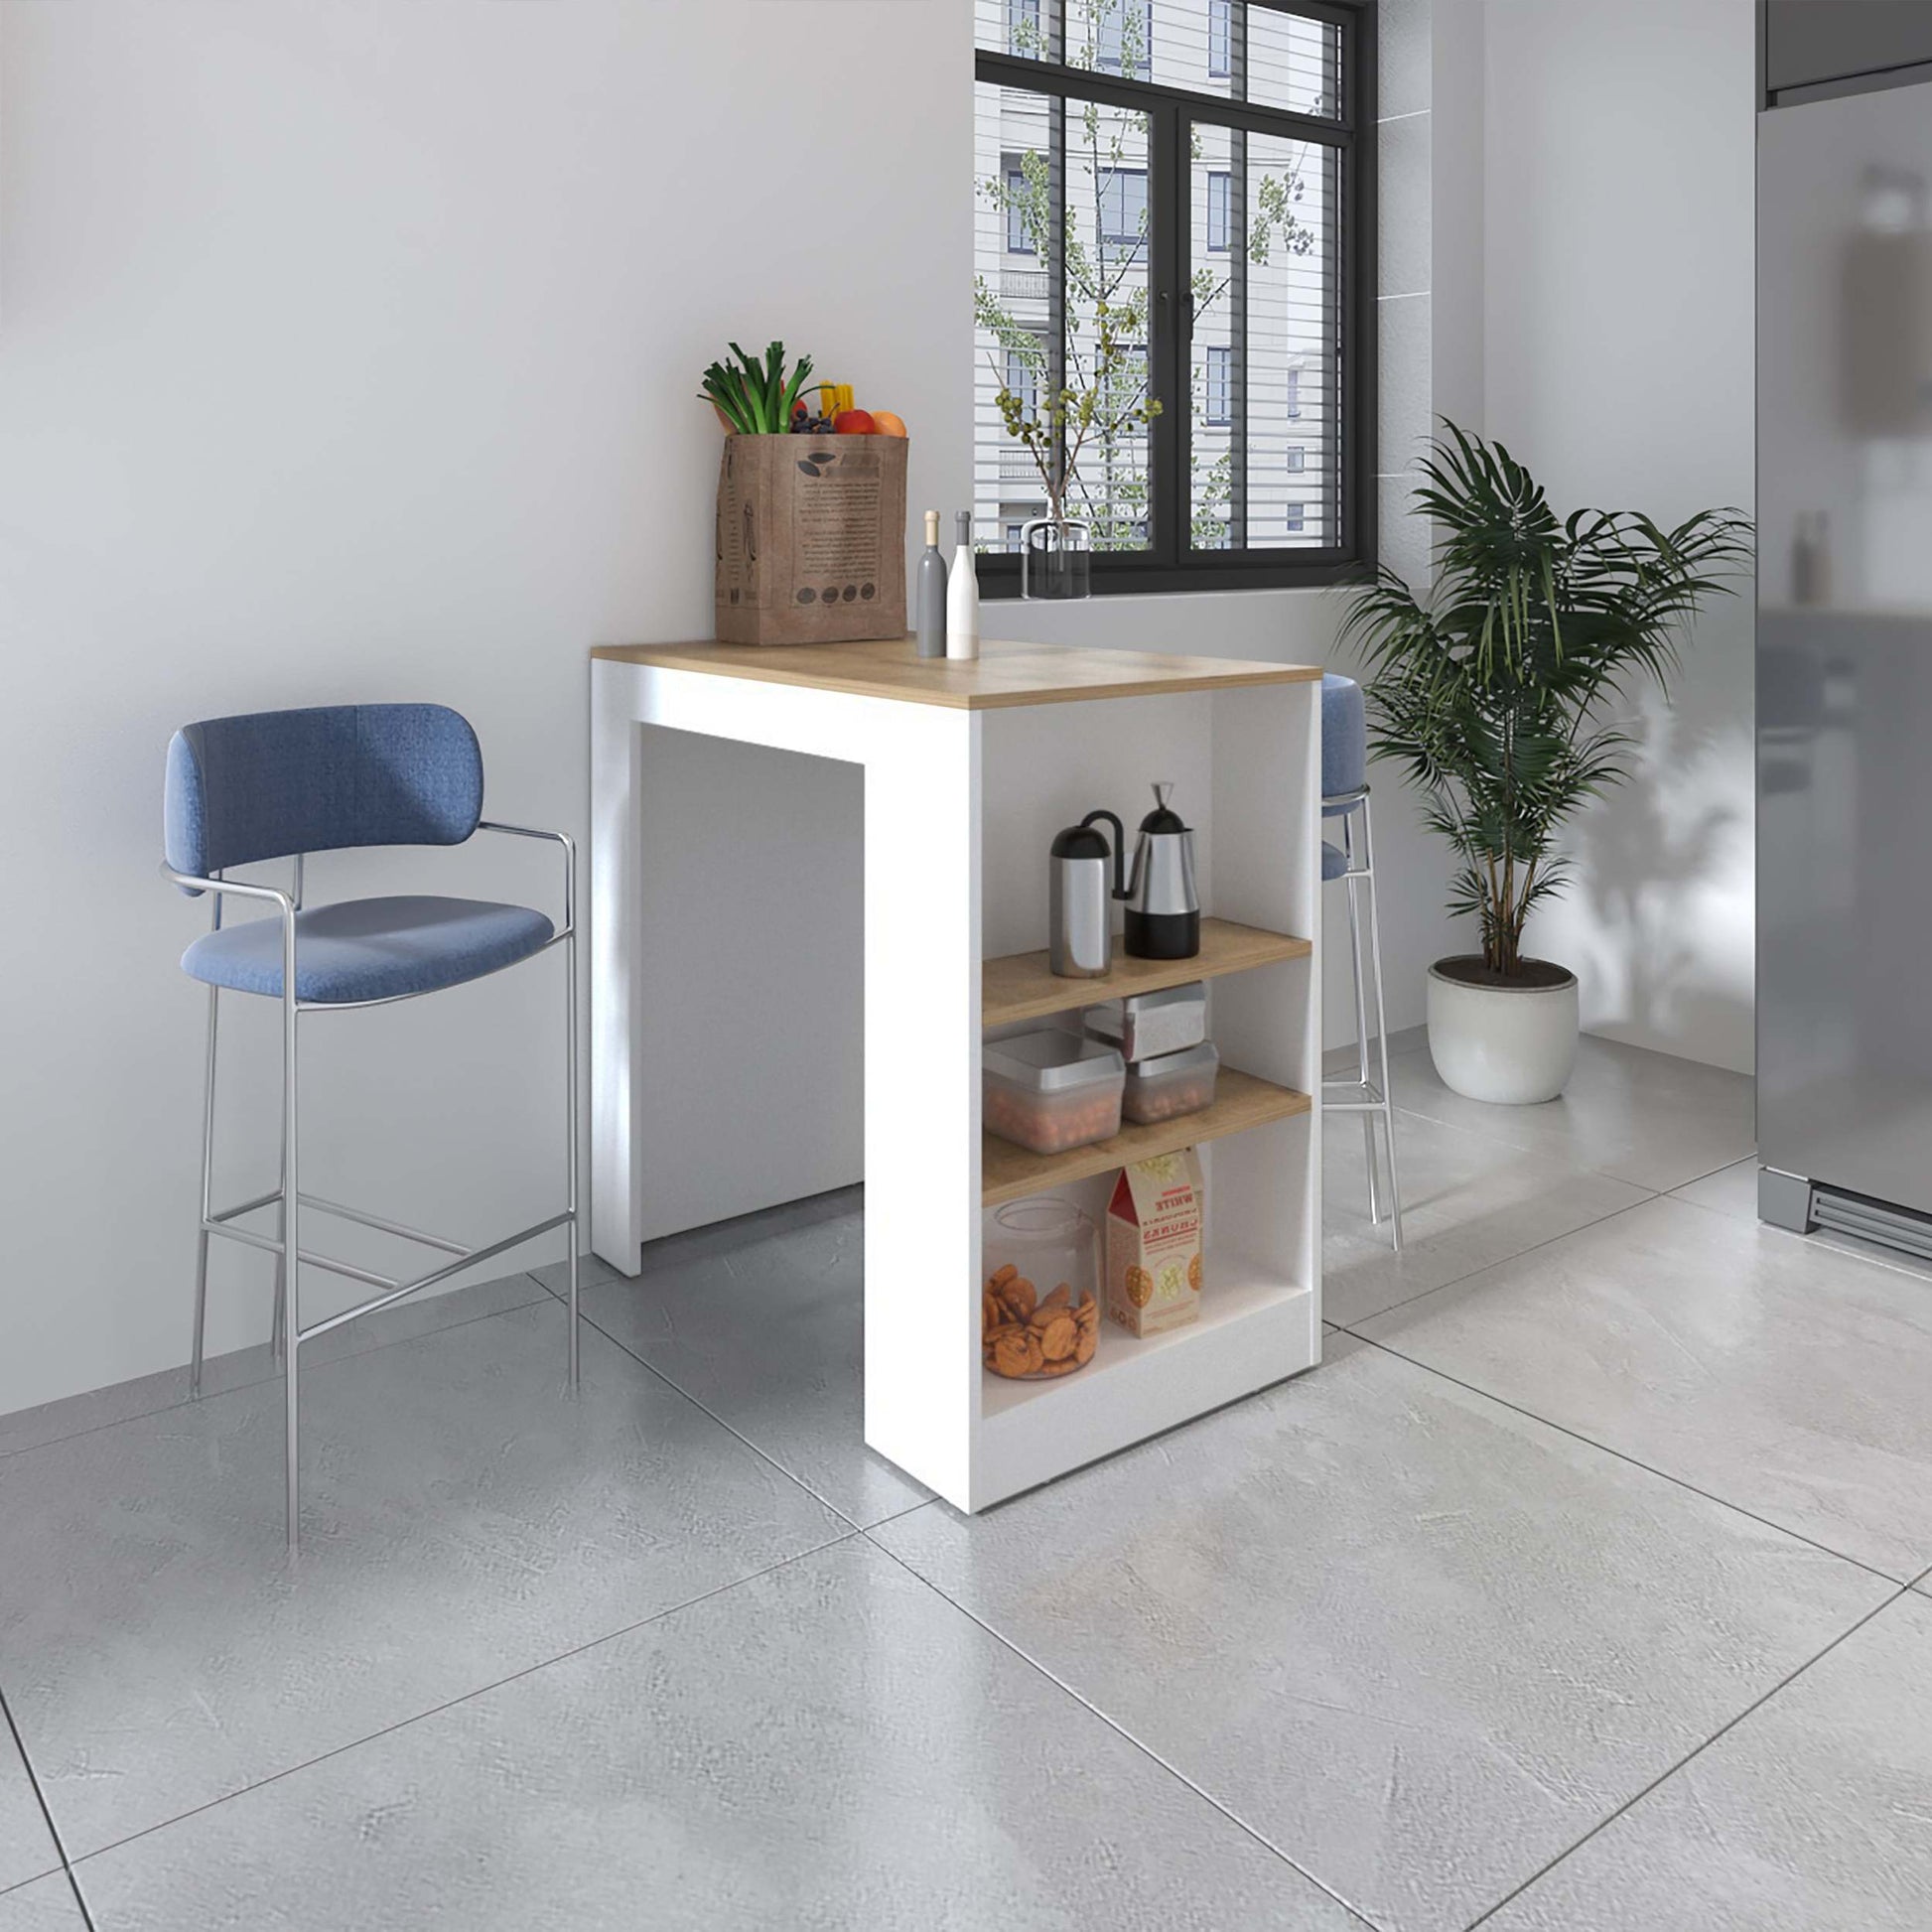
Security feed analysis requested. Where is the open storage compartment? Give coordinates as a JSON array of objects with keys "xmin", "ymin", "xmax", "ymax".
[{"xmin": 966, "ymin": 682, "xmax": 1322, "ymax": 1507}]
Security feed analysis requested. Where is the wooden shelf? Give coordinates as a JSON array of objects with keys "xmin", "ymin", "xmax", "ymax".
[
  {"xmin": 982, "ymin": 1264, "xmax": 1312, "ymax": 1423},
  {"xmin": 981, "ymin": 1066, "xmax": 1311, "ymax": 1206},
  {"xmin": 982, "ymin": 917, "xmax": 1311, "ymax": 1030},
  {"xmin": 974, "ymin": 1259, "xmax": 1319, "ymax": 1505}
]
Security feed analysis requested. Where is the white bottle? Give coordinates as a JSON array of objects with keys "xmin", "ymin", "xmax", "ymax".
[{"xmin": 946, "ymin": 510, "xmax": 980, "ymax": 662}]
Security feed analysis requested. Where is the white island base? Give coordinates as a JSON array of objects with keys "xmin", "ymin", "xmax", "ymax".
[{"xmin": 591, "ymin": 638, "xmax": 1322, "ymax": 1512}]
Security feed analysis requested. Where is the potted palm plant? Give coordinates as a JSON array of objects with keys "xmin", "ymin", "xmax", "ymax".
[{"xmin": 1340, "ymin": 425, "xmax": 1751, "ymax": 1104}]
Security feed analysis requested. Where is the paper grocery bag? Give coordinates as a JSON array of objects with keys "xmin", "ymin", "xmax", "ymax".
[{"xmin": 714, "ymin": 433, "xmax": 908, "ymax": 645}]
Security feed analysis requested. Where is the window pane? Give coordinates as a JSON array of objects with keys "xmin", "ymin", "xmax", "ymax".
[
  {"xmin": 975, "ymin": 81, "xmax": 1157, "ymax": 554},
  {"xmin": 1072, "ymin": 0, "xmax": 1152, "ymax": 77},
  {"xmin": 978, "ymin": 0, "xmax": 1047, "ymax": 61},
  {"xmin": 1247, "ymin": 6, "xmax": 1342, "ymax": 118},
  {"xmin": 1189, "ymin": 121, "xmax": 1337, "ymax": 551}
]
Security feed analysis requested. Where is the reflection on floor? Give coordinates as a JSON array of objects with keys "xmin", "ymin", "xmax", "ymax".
[{"xmin": 4, "ymin": 1032, "xmax": 1932, "ymax": 1931}]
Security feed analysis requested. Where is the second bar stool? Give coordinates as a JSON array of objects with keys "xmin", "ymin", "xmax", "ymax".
[{"xmin": 1321, "ymin": 673, "xmax": 1403, "ymax": 1249}]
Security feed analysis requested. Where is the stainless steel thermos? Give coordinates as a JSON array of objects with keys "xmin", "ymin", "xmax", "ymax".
[{"xmin": 1048, "ymin": 810, "xmax": 1126, "ymax": 978}]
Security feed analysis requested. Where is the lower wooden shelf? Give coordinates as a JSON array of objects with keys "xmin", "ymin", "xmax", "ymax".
[
  {"xmin": 981, "ymin": 1066, "xmax": 1311, "ymax": 1206},
  {"xmin": 974, "ymin": 1259, "xmax": 1319, "ymax": 1507}
]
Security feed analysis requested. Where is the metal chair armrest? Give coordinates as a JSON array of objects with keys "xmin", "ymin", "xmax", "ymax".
[{"xmin": 476, "ymin": 821, "xmax": 577, "ymax": 935}]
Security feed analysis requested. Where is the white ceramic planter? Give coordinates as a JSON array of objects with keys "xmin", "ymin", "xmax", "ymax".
[{"xmin": 1426, "ymin": 957, "xmax": 1580, "ymax": 1105}]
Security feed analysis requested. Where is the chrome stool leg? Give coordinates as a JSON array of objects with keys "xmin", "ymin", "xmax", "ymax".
[
  {"xmin": 282, "ymin": 940, "xmax": 302, "ymax": 1552},
  {"xmin": 565, "ymin": 911, "xmax": 582, "ymax": 1390},
  {"xmin": 1341, "ymin": 809, "xmax": 1384, "ymax": 1225},
  {"xmin": 1359, "ymin": 794, "xmax": 1403, "ymax": 1252},
  {"xmin": 190, "ymin": 982, "xmax": 219, "ymax": 1398},
  {"xmin": 1322, "ymin": 791, "xmax": 1404, "ymax": 1251}
]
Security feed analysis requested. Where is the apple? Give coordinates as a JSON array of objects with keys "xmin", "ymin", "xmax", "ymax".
[{"xmin": 833, "ymin": 408, "xmax": 876, "ymax": 435}]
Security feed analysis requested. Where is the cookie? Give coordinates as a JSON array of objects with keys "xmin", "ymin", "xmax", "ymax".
[{"xmin": 1038, "ymin": 1312, "xmax": 1078, "ymax": 1362}]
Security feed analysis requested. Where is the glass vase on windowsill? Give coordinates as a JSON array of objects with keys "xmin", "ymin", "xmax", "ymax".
[{"xmin": 1020, "ymin": 516, "xmax": 1093, "ymax": 600}]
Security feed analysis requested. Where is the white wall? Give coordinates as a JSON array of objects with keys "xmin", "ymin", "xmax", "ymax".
[
  {"xmin": 1481, "ymin": 0, "xmax": 1757, "ymax": 1072},
  {"xmin": 0, "ymin": 0, "xmax": 975, "ymax": 1415},
  {"xmin": 5, "ymin": 0, "xmax": 1706, "ymax": 1416}
]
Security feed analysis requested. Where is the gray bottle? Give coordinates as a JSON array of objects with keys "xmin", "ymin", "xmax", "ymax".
[{"xmin": 915, "ymin": 510, "xmax": 948, "ymax": 658}]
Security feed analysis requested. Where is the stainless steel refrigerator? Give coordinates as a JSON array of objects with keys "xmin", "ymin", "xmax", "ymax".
[{"xmin": 1759, "ymin": 9, "xmax": 1932, "ymax": 1254}]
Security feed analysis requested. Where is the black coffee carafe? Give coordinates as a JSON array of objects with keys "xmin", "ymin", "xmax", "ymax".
[{"xmin": 1123, "ymin": 782, "xmax": 1200, "ymax": 959}]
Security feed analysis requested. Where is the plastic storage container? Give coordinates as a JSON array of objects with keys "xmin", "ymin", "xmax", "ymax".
[
  {"xmin": 1084, "ymin": 982, "xmax": 1207, "ymax": 1062},
  {"xmin": 1122, "ymin": 1040, "xmax": 1220, "ymax": 1125},
  {"xmin": 981, "ymin": 1197, "xmax": 1102, "ymax": 1379},
  {"xmin": 983, "ymin": 1031, "xmax": 1125, "ymax": 1155}
]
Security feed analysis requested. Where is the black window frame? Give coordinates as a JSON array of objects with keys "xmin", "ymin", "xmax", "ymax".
[{"xmin": 975, "ymin": 0, "xmax": 1377, "ymax": 599}]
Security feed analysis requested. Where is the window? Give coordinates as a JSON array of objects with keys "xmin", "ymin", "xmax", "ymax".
[
  {"xmin": 1206, "ymin": 170, "xmax": 1231, "ymax": 253},
  {"xmin": 1007, "ymin": 343, "xmax": 1040, "ymax": 413},
  {"xmin": 1205, "ymin": 345, "xmax": 1231, "ymax": 426},
  {"xmin": 1095, "ymin": 0, "xmax": 1153, "ymax": 74},
  {"xmin": 1005, "ymin": 160, "xmax": 1035, "ymax": 253},
  {"xmin": 1098, "ymin": 166, "xmax": 1149, "ymax": 246},
  {"xmin": 974, "ymin": 2, "xmax": 1373, "ymax": 594}
]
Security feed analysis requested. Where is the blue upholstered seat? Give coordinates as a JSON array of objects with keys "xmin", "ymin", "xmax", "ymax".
[
  {"xmin": 1322, "ymin": 840, "xmax": 1349, "ymax": 881},
  {"xmin": 165, "ymin": 703, "xmax": 554, "ymax": 1004},
  {"xmin": 1321, "ymin": 672, "xmax": 1366, "ymax": 816},
  {"xmin": 182, "ymin": 895, "xmax": 554, "ymax": 1004}
]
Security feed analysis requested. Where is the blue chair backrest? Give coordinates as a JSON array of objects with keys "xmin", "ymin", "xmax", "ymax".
[
  {"xmin": 165, "ymin": 704, "xmax": 483, "ymax": 881},
  {"xmin": 1320, "ymin": 672, "xmax": 1366, "ymax": 800}
]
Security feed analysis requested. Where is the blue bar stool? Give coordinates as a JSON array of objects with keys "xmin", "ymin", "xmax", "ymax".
[
  {"xmin": 1322, "ymin": 674, "xmax": 1403, "ymax": 1249},
  {"xmin": 162, "ymin": 704, "xmax": 580, "ymax": 1549}
]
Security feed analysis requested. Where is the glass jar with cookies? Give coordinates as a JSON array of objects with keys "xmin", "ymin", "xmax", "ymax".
[{"xmin": 981, "ymin": 1197, "xmax": 1101, "ymax": 1381}]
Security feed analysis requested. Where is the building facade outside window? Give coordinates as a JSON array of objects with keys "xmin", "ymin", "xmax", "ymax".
[{"xmin": 972, "ymin": 0, "xmax": 1376, "ymax": 593}]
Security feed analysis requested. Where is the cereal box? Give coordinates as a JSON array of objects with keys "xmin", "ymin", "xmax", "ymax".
[{"xmin": 1105, "ymin": 1149, "xmax": 1205, "ymax": 1338}]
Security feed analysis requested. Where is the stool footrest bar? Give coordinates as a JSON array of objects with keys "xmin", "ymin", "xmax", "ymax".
[{"xmin": 295, "ymin": 1210, "xmax": 574, "ymax": 1344}]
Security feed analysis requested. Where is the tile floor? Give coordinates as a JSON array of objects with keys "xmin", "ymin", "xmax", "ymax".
[{"xmin": 3, "ymin": 1030, "xmax": 1931, "ymax": 1929}]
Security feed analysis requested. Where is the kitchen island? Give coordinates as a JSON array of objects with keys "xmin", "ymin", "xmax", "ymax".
[{"xmin": 591, "ymin": 636, "xmax": 1322, "ymax": 1510}]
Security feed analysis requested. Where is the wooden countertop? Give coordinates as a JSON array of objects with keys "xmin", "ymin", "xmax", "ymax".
[{"xmin": 591, "ymin": 636, "xmax": 1322, "ymax": 710}]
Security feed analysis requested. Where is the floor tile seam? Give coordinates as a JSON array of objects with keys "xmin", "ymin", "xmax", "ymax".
[
  {"xmin": 1373, "ymin": 1079, "xmax": 1750, "ymax": 1194},
  {"xmin": 1334, "ymin": 1191, "xmax": 1661, "ymax": 1331},
  {"xmin": 571, "ymin": 1303, "xmax": 879, "ymax": 1534},
  {"xmin": 0, "ymin": 1275, "xmax": 557, "ymax": 1468},
  {"xmin": 53, "ymin": 1528, "xmax": 863, "ymax": 1875},
  {"xmin": 0, "ymin": 1690, "xmax": 94, "ymax": 1930},
  {"xmin": 1456, "ymin": 1579, "xmax": 1916, "ymax": 1930},
  {"xmin": 1344, "ymin": 1329, "xmax": 1915, "ymax": 1587},
  {"xmin": 1373, "ymin": 1100, "xmax": 1683, "ymax": 1195},
  {"xmin": 858, "ymin": 1530, "xmax": 1388, "ymax": 1932}
]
